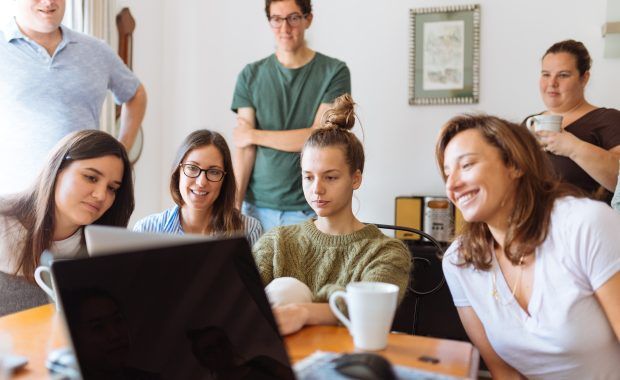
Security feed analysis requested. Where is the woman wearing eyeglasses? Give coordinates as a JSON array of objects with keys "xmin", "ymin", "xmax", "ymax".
[{"xmin": 133, "ymin": 130, "xmax": 262, "ymax": 246}]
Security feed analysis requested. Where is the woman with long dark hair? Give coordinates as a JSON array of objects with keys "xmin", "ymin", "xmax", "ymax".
[
  {"xmin": 133, "ymin": 130, "xmax": 262, "ymax": 245},
  {"xmin": 0, "ymin": 130, "xmax": 134, "ymax": 316}
]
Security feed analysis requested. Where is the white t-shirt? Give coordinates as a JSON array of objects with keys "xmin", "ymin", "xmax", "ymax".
[
  {"xmin": 443, "ymin": 197, "xmax": 620, "ymax": 380},
  {"xmin": 612, "ymin": 172, "xmax": 620, "ymax": 211},
  {"xmin": 0, "ymin": 214, "xmax": 83, "ymax": 274}
]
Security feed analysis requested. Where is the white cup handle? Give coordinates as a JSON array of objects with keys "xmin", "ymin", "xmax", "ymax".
[
  {"xmin": 328, "ymin": 290, "xmax": 351, "ymax": 330},
  {"xmin": 34, "ymin": 266, "xmax": 56, "ymax": 302},
  {"xmin": 525, "ymin": 116, "xmax": 536, "ymax": 132}
]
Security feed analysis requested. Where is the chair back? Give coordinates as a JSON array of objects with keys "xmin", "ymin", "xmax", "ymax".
[{"xmin": 370, "ymin": 223, "xmax": 468, "ymax": 341}]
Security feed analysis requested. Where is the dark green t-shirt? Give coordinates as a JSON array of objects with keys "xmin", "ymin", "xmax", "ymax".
[{"xmin": 231, "ymin": 53, "xmax": 351, "ymax": 210}]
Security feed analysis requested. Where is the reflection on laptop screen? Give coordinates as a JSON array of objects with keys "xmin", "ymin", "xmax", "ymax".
[{"xmin": 52, "ymin": 237, "xmax": 295, "ymax": 380}]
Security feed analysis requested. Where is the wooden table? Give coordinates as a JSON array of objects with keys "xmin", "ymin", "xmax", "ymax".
[
  {"xmin": 286, "ymin": 326, "xmax": 478, "ymax": 378},
  {"xmin": 0, "ymin": 305, "xmax": 65, "ymax": 379},
  {"xmin": 1, "ymin": 304, "xmax": 479, "ymax": 379}
]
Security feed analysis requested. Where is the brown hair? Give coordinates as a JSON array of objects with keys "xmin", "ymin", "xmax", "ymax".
[
  {"xmin": 0, "ymin": 130, "xmax": 134, "ymax": 282},
  {"xmin": 265, "ymin": 0, "xmax": 312, "ymax": 18},
  {"xmin": 302, "ymin": 93, "xmax": 365, "ymax": 174},
  {"xmin": 435, "ymin": 114, "xmax": 582, "ymax": 270},
  {"xmin": 169, "ymin": 130, "xmax": 243, "ymax": 235},
  {"xmin": 543, "ymin": 39, "xmax": 592, "ymax": 76}
]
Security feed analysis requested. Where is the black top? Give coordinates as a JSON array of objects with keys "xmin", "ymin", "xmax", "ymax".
[{"xmin": 526, "ymin": 108, "xmax": 620, "ymax": 200}]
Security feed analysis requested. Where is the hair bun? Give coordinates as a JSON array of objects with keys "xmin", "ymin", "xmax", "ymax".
[{"xmin": 321, "ymin": 93, "xmax": 356, "ymax": 131}]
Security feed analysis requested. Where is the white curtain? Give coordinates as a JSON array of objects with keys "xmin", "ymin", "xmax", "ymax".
[{"xmin": 67, "ymin": 0, "xmax": 118, "ymax": 135}]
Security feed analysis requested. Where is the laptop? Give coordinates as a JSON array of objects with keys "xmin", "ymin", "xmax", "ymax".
[
  {"xmin": 84, "ymin": 225, "xmax": 212, "ymax": 256},
  {"xmin": 51, "ymin": 235, "xmax": 295, "ymax": 380}
]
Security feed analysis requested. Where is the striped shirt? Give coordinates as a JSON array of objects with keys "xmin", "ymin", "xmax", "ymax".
[{"xmin": 133, "ymin": 206, "xmax": 263, "ymax": 247}]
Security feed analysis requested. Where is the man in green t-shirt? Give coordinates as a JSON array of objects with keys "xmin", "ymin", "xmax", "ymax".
[{"xmin": 231, "ymin": 0, "xmax": 351, "ymax": 233}]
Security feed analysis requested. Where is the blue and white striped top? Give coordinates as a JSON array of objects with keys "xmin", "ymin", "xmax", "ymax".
[{"xmin": 133, "ymin": 206, "xmax": 263, "ymax": 247}]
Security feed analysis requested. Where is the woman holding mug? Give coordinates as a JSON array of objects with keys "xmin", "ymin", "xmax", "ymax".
[
  {"xmin": 527, "ymin": 39, "xmax": 620, "ymax": 201},
  {"xmin": 0, "ymin": 130, "xmax": 135, "ymax": 316},
  {"xmin": 133, "ymin": 130, "xmax": 262, "ymax": 246},
  {"xmin": 438, "ymin": 114, "xmax": 620, "ymax": 378},
  {"xmin": 252, "ymin": 94, "xmax": 411, "ymax": 336}
]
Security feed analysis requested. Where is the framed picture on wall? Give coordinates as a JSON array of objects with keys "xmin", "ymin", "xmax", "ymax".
[{"xmin": 409, "ymin": 4, "xmax": 480, "ymax": 105}]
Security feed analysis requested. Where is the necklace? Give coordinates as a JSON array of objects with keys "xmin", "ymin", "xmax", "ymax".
[{"xmin": 491, "ymin": 255, "xmax": 525, "ymax": 305}]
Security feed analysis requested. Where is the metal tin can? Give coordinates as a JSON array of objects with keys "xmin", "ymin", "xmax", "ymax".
[{"xmin": 423, "ymin": 197, "xmax": 454, "ymax": 243}]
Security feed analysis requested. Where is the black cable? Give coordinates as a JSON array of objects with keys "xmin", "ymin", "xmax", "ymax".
[{"xmin": 371, "ymin": 224, "xmax": 446, "ymax": 296}]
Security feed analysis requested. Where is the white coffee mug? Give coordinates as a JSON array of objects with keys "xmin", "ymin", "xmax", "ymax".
[
  {"xmin": 328, "ymin": 282, "xmax": 399, "ymax": 351},
  {"xmin": 34, "ymin": 266, "xmax": 57, "ymax": 305},
  {"xmin": 525, "ymin": 114, "xmax": 563, "ymax": 133}
]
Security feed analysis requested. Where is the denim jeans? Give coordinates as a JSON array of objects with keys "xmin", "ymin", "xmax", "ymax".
[{"xmin": 242, "ymin": 202, "xmax": 316, "ymax": 234}]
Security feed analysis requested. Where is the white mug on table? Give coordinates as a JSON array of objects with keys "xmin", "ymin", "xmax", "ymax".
[
  {"xmin": 328, "ymin": 282, "xmax": 399, "ymax": 351},
  {"xmin": 34, "ymin": 266, "xmax": 58, "ymax": 305},
  {"xmin": 34, "ymin": 250, "xmax": 59, "ymax": 308}
]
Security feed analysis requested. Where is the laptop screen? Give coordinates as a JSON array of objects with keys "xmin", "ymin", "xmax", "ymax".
[{"xmin": 52, "ymin": 237, "xmax": 295, "ymax": 380}]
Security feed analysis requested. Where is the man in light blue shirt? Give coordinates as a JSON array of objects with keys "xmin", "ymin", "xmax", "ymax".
[{"xmin": 0, "ymin": 0, "xmax": 147, "ymax": 195}]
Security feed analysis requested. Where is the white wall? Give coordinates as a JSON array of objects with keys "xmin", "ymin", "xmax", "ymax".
[
  {"xmin": 114, "ymin": 0, "xmax": 165, "ymax": 225},
  {"xmin": 132, "ymin": 0, "xmax": 620, "ymax": 225},
  {"xmin": 0, "ymin": 2, "xmax": 14, "ymax": 22}
]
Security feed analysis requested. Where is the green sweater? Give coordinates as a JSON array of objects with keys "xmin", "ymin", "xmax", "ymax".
[{"xmin": 253, "ymin": 220, "xmax": 411, "ymax": 303}]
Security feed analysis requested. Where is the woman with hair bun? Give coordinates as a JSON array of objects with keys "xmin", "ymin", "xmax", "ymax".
[
  {"xmin": 528, "ymin": 39, "xmax": 620, "ymax": 201},
  {"xmin": 252, "ymin": 94, "xmax": 411, "ymax": 335}
]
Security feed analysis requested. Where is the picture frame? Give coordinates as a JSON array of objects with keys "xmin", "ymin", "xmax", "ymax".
[{"xmin": 409, "ymin": 4, "xmax": 480, "ymax": 105}]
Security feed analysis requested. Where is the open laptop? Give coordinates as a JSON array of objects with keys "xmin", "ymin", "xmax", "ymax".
[
  {"xmin": 51, "ymin": 235, "xmax": 295, "ymax": 380},
  {"xmin": 84, "ymin": 225, "xmax": 213, "ymax": 256}
]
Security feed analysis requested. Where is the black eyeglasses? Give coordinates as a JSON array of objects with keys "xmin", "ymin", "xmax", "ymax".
[
  {"xmin": 268, "ymin": 13, "xmax": 307, "ymax": 28},
  {"xmin": 179, "ymin": 164, "xmax": 226, "ymax": 182}
]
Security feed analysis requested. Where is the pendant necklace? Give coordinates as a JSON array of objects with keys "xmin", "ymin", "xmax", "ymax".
[{"xmin": 492, "ymin": 255, "xmax": 525, "ymax": 305}]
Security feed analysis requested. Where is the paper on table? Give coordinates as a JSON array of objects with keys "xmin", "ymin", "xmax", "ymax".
[{"xmin": 294, "ymin": 351, "xmax": 460, "ymax": 380}]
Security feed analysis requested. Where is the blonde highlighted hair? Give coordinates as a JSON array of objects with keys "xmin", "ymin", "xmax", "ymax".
[{"xmin": 435, "ymin": 114, "xmax": 582, "ymax": 270}]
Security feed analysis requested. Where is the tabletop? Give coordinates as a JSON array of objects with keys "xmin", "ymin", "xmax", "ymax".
[
  {"xmin": 1, "ymin": 304, "xmax": 479, "ymax": 379},
  {"xmin": 285, "ymin": 325, "xmax": 478, "ymax": 379}
]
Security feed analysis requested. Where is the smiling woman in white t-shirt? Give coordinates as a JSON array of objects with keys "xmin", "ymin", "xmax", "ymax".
[
  {"xmin": 436, "ymin": 114, "xmax": 620, "ymax": 379},
  {"xmin": 0, "ymin": 130, "xmax": 135, "ymax": 316}
]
